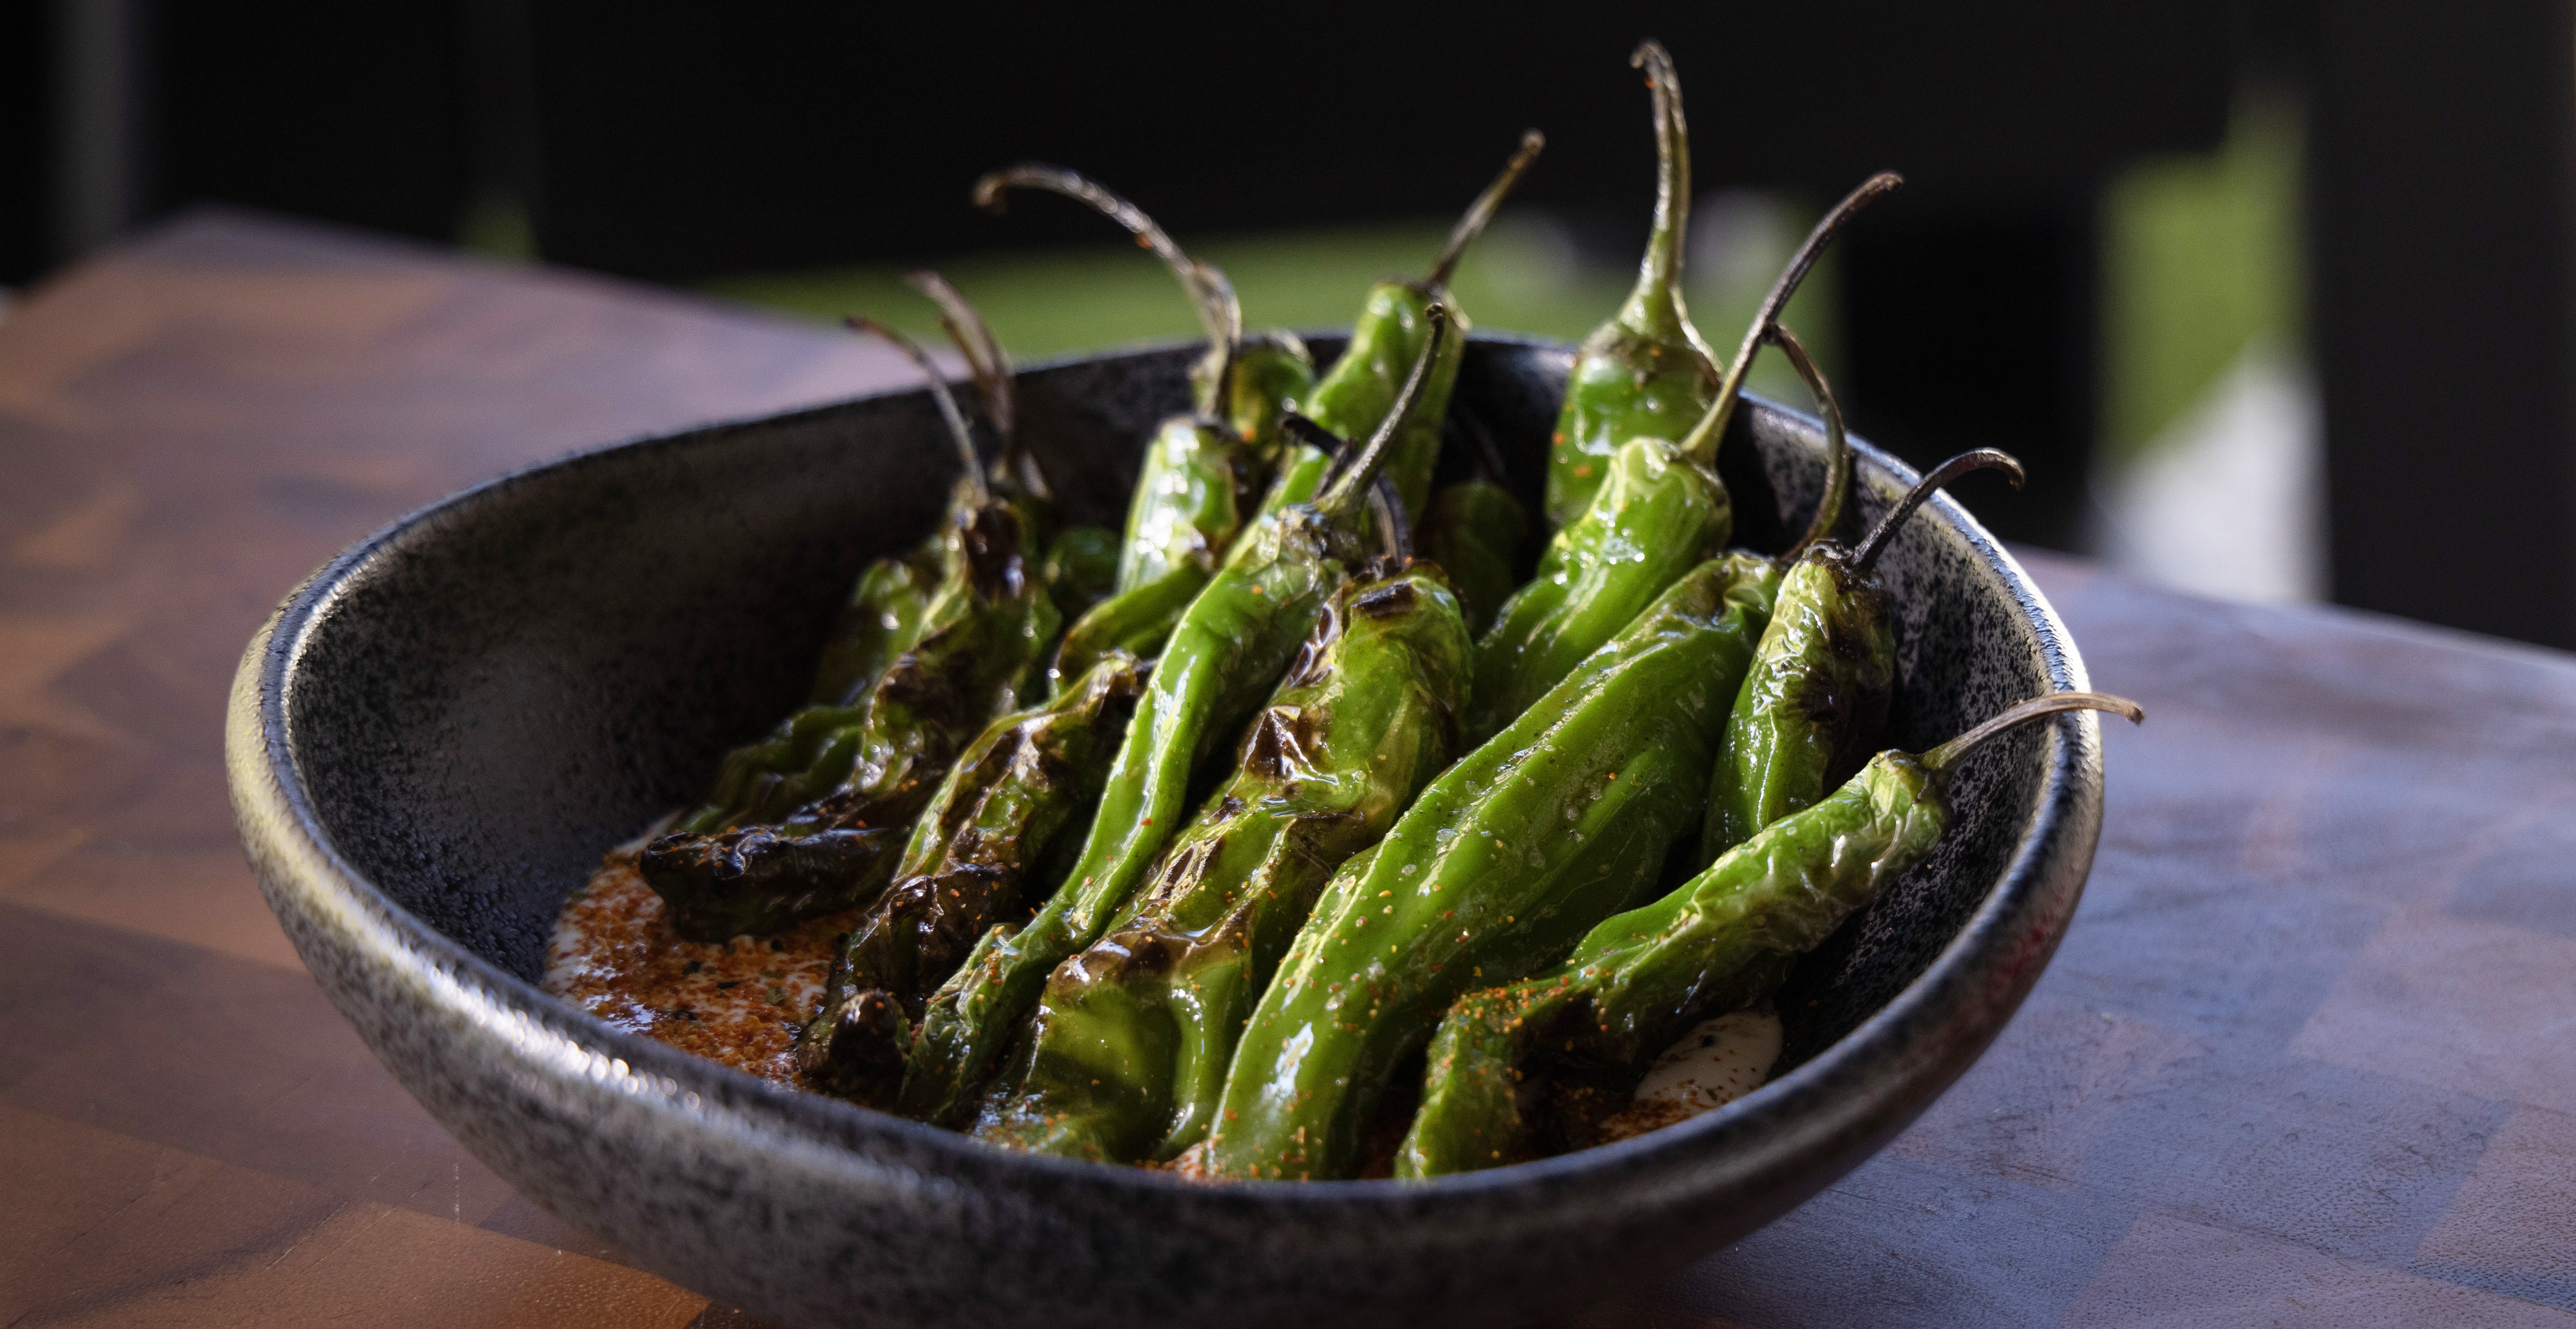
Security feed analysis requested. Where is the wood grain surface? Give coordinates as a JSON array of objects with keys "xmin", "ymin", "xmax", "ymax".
[{"xmin": 4, "ymin": 210, "xmax": 2570, "ymax": 1329}]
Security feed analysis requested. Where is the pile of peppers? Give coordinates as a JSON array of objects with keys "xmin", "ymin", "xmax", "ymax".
[{"xmin": 622, "ymin": 38, "xmax": 2144, "ymax": 1182}]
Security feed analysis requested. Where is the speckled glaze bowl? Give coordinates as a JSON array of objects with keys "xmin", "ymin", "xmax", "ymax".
[{"xmin": 227, "ymin": 334, "xmax": 2103, "ymax": 1329}]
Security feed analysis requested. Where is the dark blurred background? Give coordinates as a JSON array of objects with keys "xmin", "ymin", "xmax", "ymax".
[{"xmin": 9, "ymin": 0, "xmax": 2574, "ymax": 649}]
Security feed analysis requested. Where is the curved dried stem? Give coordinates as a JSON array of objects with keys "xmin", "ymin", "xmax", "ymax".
[
  {"xmin": 1922, "ymin": 691, "xmax": 2144, "ymax": 772},
  {"xmin": 1850, "ymin": 448, "xmax": 2024, "ymax": 572},
  {"xmin": 972, "ymin": 164, "xmax": 1231, "ymax": 352},
  {"xmin": 1281, "ymin": 412, "xmax": 1351, "ymax": 466},
  {"xmin": 1319, "ymin": 304, "xmax": 1452, "ymax": 516},
  {"xmin": 1768, "ymin": 324, "xmax": 1848, "ymax": 562},
  {"xmin": 847, "ymin": 315, "xmax": 988, "ymax": 507},
  {"xmin": 1367, "ymin": 473, "xmax": 1413, "ymax": 563},
  {"xmin": 1193, "ymin": 259, "xmax": 1245, "ymax": 418},
  {"xmin": 1628, "ymin": 39, "xmax": 1712, "ymax": 374},
  {"xmin": 901, "ymin": 270, "xmax": 1030, "ymax": 492},
  {"xmin": 1679, "ymin": 170, "xmax": 1904, "ymax": 465},
  {"xmin": 1425, "ymin": 130, "xmax": 1546, "ymax": 290}
]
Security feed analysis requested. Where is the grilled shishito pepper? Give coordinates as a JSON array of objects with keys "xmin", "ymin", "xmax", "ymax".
[
  {"xmin": 1704, "ymin": 445, "xmax": 2024, "ymax": 858},
  {"xmin": 896, "ymin": 309, "xmax": 1457, "ymax": 1126},
  {"xmin": 1303, "ymin": 132, "xmax": 1543, "ymax": 522},
  {"xmin": 977, "ymin": 563, "xmax": 1472, "ymax": 1164},
  {"xmin": 806, "ymin": 268, "xmax": 1077, "ymax": 709},
  {"xmin": 796, "ymin": 650, "xmax": 1151, "ymax": 1103},
  {"xmin": 1469, "ymin": 173, "xmax": 1902, "ymax": 745},
  {"xmin": 807, "ymin": 534, "xmax": 945, "ymax": 708},
  {"xmin": 974, "ymin": 167, "xmax": 1315, "ymax": 694},
  {"xmin": 1467, "ymin": 433, "xmax": 1731, "ymax": 742},
  {"xmin": 1398, "ymin": 692, "xmax": 2145, "ymax": 1177},
  {"xmin": 1543, "ymin": 41, "xmax": 1721, "ymax": 531},
  {"xmin": 641, "ymin": 317, "xmax": 1061, "ymax": 942},
  {"xmin": 1193, "ymin": 552, "xmax": 1781, "ymax": 1181},
  {"xmin": 1421, "ymin": 478, "xmax": 1527, "ymax": 635}
]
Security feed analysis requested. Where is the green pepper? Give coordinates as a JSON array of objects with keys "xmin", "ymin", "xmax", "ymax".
[
  {"xmin": 976, "ymin": 562, "xmax": 1472, "ymax": 1164},
  {"xmin": 1040, "ymin": 524, "xmax": 1119, "ymax": 622},
  {"xmin": 1542, "ymin": 42, "xmax": 1721, "ymax": 530},
  {"xmin": 1192, "ymin": 551, "xmax": 1780, "ymax": 1181},
  {"xmin": 1467, "ymin": 433, "xmax": 1733, "ymax": 743},
  {"xmin": 1468, "ymin": 174, "xmax": 1903, "ymax": 745},
  {"xmin": 1422, "ymin": 479, "xmax": 1527, "ymax": 635},
  {"xmin": 796, "ymin": 649, "xmax": 1151, "ymax": 1104},
  {"xmin": 896, "ymin": 308, "xmax": 1456, "ymax": 1126},
  {"xmin": 807, "ymin": 532, "xmax": 946, "ymax": 708},
  {"xmin": 1303, "ymin": 131, "xmax": 1543, "ymax": 522},
  {"xmin": 1417, "ymin": 405, "xmax": 1529, "ymax": 635},
  {"xmin": 640, "ymin": 314, "xmax": 1062, "ymax": 941},
  {"xmin": 1705, "ymin": 438, "xmax": 2025, "ymax": 859},
  {"xmin": 973, "ymin": 167, "xmax": 1317, "ymax": 694},
  {"xmin": 1399, "ymin": 691, "xmax": 2144, "ymax": 1177}
]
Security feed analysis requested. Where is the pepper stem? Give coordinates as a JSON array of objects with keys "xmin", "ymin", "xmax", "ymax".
[
  {"xmin": 1769, "ymin": 323, "xmax": 1848, "ymax": 562},
  {"xmin": 1193, "ymin": 258, "xmax": 1246, "ymax": 420},
  {"xmin": 1318, "ymin": 304, "xmax": 1452, "ymax": 516},
  {"xmin": 1622, "ymin": 41, "xmax": 1716, "ymax": 373},
  {"xmin": 1677, "ymin": 171, "xmax": 1904, "ymax": 466},
  {"xmin": 972, "ymin": 164, "xmax": 1234, "ymax": 359},
  {"xmin": 1425, "ymin": 130, "xmax": 1546, "ymax": 291},
  {"xmin": 1366, "ymin": 473, "xmax": 1413, "ymax": 563},
  {"xmin": 849, "ymin": 315, "xmax": 989, "ymax": 507},
  {"xmin": 1922, "ymin": 691, "xmax": 2144, "ymax": 772},
  {"xmin": 1849, "ymin": 448, "xmax": 2025, "ymax": 572},
  {"xmin": 905, "ymin": 270, "xmax": 1044, "ymax": 500}
]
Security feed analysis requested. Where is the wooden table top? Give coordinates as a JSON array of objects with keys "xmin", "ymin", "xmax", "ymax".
[{"xmin": 5, "ymin": 211, "xmax": 2571, "ymax": 1329}]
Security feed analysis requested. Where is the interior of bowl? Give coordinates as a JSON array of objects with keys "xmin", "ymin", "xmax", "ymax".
[{"xmin": 279, "ymin": 332, "xmax": 2063, "ymax": 1112}]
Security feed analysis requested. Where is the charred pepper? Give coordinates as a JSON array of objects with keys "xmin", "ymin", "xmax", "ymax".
[
  {"xmin": 906, "ymin": 269, "xmax": 1122, "ymax": 627},
  {"xmin": 977, "ymin": 559, "xmax": 1472, "ymax": 1165},
  {"xmin": 796, "ymin": 649, "xmax": 1151, "ymax": 1103},
  {"xmin": 1302, "ymin": 132, "xmax": 1543, "ymax": 522},
  {"xmin": 896, "ymin": 308, "xmax": 1457, "ymax": 1125},
  {"xmin": 1399, "ymin": 692, "xmax": 2144, "ymax": 1176},
  {"xmin": 641, "ymin": 312, "xmax": 1062, "ymax": 941},
  {"xmin": 1193, "ymin": 550, "xmax": 1780, "ymax": 1181},
  {"xmin": 1704, "ymin": 443, "xmax": 2025, "ymax": 858}
]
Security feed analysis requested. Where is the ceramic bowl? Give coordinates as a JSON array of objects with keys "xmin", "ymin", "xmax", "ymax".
[{"xmin": 227, "ymin": 333, "xmax": 2103, "ymax": 1329}]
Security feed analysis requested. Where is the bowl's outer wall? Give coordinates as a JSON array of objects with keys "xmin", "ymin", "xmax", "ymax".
[{"xmin": 233, "ymin": 336, "xmax": 2101, "ymax": 1329}]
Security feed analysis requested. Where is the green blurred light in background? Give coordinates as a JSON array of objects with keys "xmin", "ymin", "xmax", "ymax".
[
  {"xmin": 700, "ymin": 208, "xmax": 1838, "ymax": 410},
  {"xmin": 2102, "ymin": 93, "xmax": 2306, "ymax": 462}
]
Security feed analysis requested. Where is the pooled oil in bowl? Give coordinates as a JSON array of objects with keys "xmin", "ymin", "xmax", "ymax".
[{"xmin": 544, "ymin": 845, "xmax": 845, "ymax": 1089}]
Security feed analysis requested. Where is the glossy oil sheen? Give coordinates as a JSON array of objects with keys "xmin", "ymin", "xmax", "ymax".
[{"xmin": 229, "ymin": 332, "xmax": 2103, "ymax": 1329}]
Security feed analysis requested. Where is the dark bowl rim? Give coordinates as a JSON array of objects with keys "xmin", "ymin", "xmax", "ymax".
[{"xmin": 238, "ymin": 329, "xmax": 2094, "ymax": 1210}]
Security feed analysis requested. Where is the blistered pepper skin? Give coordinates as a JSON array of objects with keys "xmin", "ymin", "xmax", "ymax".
[
  {"xmin": 796, "ymin": 651, "xmax": 1150, "ymax": 1105},
  {"xmin": 1703, "ymin": 547, "xmax": 1896, "ymax": 858},
  {"xmin": 1468, "ymin": 439, "xmax": 1734, "ymax": 743},
  {"xmin": 807, "ymin": 539, "xmax": 943, "ymax": 709},
  {"xmin": 979, "ymin": 567, "xmax": 1471, "ymax": 1164},
  {"xmin": 1195, "ymin": 555, "xmax": 1778, "ymax": 1181},
  {"xmin": 1421, "ymin": 480, "xmax": 1529, "ymax": 635},
  {"xmin": 1049, "ymin": 442, "xmax": 1335, "ymax": 693},
  {"xmin": 1399, "ymin": 751, "xmax": 1944, "ymax": 1177},
  {"xmin": 1207, "ymin": 334, "xmax": 1317, "ymax": 458},
  {"xmin": 640, "ymin": 499, "xmax": 1062, "ymax": 941},
  {"xmin": 1302, "ymin": 283, "xmax": 1466, "ymax": 523},
  {"xmin": 898, "ymin": 506, "xmax": 1362, "ymax": 1124}
]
